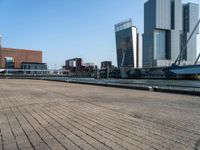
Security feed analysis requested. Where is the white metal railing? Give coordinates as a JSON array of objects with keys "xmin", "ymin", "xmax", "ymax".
[{"xmin": 0, "ymin": 69, "xmax": 63, "ymax": 75}]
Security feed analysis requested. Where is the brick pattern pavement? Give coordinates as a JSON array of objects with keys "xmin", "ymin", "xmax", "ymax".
[{"xmin": 0, "ymin": 79, "xmax": 199, "ymax": 150}]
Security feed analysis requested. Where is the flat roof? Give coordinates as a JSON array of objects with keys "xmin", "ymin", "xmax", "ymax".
[
  {"xmin": 21, "ymin": 62, "xmax": 46, "ymax": 65},
  {"xmin": 1, "ymin": 47, "xmax": 42, "ymax": 53}
]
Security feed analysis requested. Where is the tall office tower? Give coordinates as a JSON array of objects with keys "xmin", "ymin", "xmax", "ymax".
[
  {"xmin": 143, "ymin": 0, "xmax": 199, "ymax": 68},
  {"xmin": 182, "ymin": 3, "xmax": 199, "ymax": 62},
  {"xmin": 115, "ymin": 19, "xmax": 140, "ymax": 68}
]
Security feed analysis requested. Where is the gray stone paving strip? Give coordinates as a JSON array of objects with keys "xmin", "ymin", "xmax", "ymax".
[
  {"xmin": 11, "ymin": 94, "xmax": 111, "ymax": 149},
  {"xmin": 15, "ymin": 93, "xmax": 136, "ymax": 149},
  {"xmin": 13, "ymin": 94, "xmax": 128, "ymax": 150},
  {"xmin": 45, "ymin": 102, "xmax": 170, "ymax": 150},
  {"xmin": 5, "ymin": 94, "xmax": 54, "ymax": 150},
  {"xmin": 1, "ymin": 93, "xmax": 51, "ymax": 150},
  {"xmin": 39, "ymin": 97, "xmax": 196, "ymax": 150},
  {"xmin": 31, "ymin": 106, "xmax": 113, "ymax": 150},
  {"xmin": 67, "ymin": 100, "xmax": 200, "ymax": 140},
  {"xmin": 39, "ymin": 91, "xmax": 200, "ymax": 135},
  {"xmin": 30, "ymin": 105, "xmax": 124, "ymax": 150},
  {"xmin": 29, "ymin": 108, "xmax": 96, "ymax": 150},
  {"xmin": 35, "ymin": 102, "xmax": 158, "ymax": 149},
  {"xmin": 58, "ymin": 102, "xmax": 189, "ymax": 146},
  {"xmin": 5, "ymin": 90, "xmax": 194, "ymax": 150},
  {"xmin": 76, "ymin": 99, "xmax": 200, "ymax": 136},
  {"xmin": 16, "ymin": 92, "xmax": 186, "ymax": 149},
  {"xmin": 26, "ymin": 108, "xmax": 89, "ymax": 150},
  {"xmin": 9, "ymin": 94, "xmax": 78, "ymax": 150},
  {"xmin": 24, "ymin": 107, "xmax": 71, "ymax": 150},
  {"xmin": 0, "ymin": 79, "xmax": 200, "ymax": 150},
  {"xmin": 0, "ymin": 128, "xmax": 4, "ymax": 150},
  {"xmin": 13, "ymin": 111, "xmax": 35, "ymax": 149},
  {"xmin": 16, "ymin": 93, "xmax": 158, "ymax": 150},
  {"xmin": 4, "ymin": 96, "xmax": 36, "ymax": 150},
  {"xmin": 5, "ymin": 111, "xmax": 20, "ymax": 150},
  {"xmin": 66, "ymin": 101, "xmax": 198, "ymax": 149},
  {"xmin": 49, "ymin": 102, "xmax": 184, "ymax": 150},
  {"xmin": 33, "ymin": 105, "xmax": 139, "ymax": 150},
  {"xmin": 0, "ymin": 95, "xmax": 19, "ymax": 150},
  {"xmin": 81, "ymin": 97, "xmax": 200, "ymax": 133},
  {"xmin": 59, "ymin": 99, "xmax": 200, "ymax": 149},
  {"xmin": 18, "ymin": 107, "xmax": 83, "ymax": 150}
]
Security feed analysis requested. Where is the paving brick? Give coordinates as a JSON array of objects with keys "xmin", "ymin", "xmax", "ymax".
[{"xmin": 0, "ymin": 79, "xmax": 200, "ymax": 150}]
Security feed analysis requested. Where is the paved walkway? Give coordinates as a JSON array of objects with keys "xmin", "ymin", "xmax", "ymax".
[{"xmin": 0, "ymin": 79, "xmax": 199, "ymax": 150}]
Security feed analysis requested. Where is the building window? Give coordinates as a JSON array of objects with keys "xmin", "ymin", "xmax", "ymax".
[
  {"xmin": 5, "ymin": 57, "xmax": 15, "ymax": 69},
  {"xmin": 154, "ymin": 30, "xmax": 166, "ymax": 60}
]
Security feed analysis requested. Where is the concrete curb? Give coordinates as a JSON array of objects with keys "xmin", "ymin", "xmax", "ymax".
[
  {"xmin": 1, "ymin": 76, "xmax": 199, "ymax": 96},
  {"xmin": 43, "ymin": 78, "xmax": 200, "ymax": 96}
]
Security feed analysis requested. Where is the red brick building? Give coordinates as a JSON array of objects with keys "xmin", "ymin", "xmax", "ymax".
[{"xmin": 0, "ymin": 47, "xmax": 42, "ymax": 69}]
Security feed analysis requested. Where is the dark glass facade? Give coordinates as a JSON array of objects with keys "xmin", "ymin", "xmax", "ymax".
[
  {"xmin": 115, "ymin": 28, "xmax": 134, "ymax": 67},
  {"xmin": 115, "ymin": 19, "xmax": 138, "ymax": 68}
]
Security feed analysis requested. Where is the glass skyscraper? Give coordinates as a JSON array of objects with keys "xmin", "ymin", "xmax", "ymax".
[{"xmin": 115, "ymin": 19, "xmax": 140, "ymax": 68}]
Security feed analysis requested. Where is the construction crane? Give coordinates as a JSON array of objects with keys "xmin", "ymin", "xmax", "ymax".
[
  {"xmin": 194, "ymin": 53, "xmax": 200, "ymax": 65},
  {"xmin": 170, "ymin": 19, "xmax": 200, "ymax": 75},
  {"xmin": 173, "ymin": 19, "xmax": 200, "ymax": 66}
]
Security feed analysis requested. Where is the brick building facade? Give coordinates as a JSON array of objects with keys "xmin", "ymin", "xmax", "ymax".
[{"xmin": 0, "ymin": 47, "xmax": 42, "ymax": 69}]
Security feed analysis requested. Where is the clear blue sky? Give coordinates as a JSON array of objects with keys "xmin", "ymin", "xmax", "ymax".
[{"xmin": 0, "ymin": 0, "xmax": 199, "ymax": 69}]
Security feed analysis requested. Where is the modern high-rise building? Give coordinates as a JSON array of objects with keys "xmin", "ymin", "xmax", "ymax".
[
  {"xmin": 115, "ymin": 19, "xmax": 141, "ymax": 68},
  {"xmin": 143, "ymin": 0, "xmax": 199, "ymax": 68},
  {"xmin": 182, "ymin": 3, "xmax": 199, "ymax": 62}
]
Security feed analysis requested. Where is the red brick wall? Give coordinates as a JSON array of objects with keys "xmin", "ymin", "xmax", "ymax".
[{"xmin": 0, "ymin": 48, "xmax": 42, "ymax": 69}]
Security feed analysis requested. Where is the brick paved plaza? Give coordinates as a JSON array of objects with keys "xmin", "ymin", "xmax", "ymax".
[{"xmin": 0, "ymin": 79, "xmax": 200, "ymax": 150}]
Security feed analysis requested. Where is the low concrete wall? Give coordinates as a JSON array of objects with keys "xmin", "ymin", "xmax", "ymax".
[
  {"xmin": 1, "ymin": 75, "xmax": 199, "ymax": 96},
  {"xmin": 43, "ymin": 78, "xmax": 200, "ymax": 96}
]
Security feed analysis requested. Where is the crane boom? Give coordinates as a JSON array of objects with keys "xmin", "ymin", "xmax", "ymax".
[
  {"xmin": 174, "ymin": 19, "xmax": 200, "ymax": 66},
  {"xmin": 194, "ymin": 53, "xmax": 200, "ymax": 65}
]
